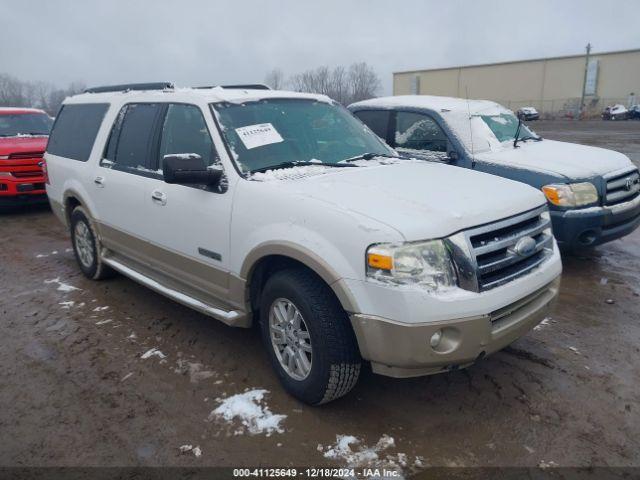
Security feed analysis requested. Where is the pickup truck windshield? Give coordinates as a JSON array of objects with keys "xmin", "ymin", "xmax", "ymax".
[
  {"xmin": 479, "ymin": 113, "xmax": 536, "ymax": 143},
  {"xmin": 211, "ymin": 99, "xmax": 393, "ymax": 173},
  {"xmin": 0, "ymin": 113, "xmax": 53, "ymax": 137}
]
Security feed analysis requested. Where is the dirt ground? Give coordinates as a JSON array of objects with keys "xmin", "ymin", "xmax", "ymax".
[{"xmin": 1, "ymin": 120, "xmax": 639, "ymax": 475}]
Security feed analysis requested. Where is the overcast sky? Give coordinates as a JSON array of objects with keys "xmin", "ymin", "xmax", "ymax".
[{"xmin": 2, "ymin": 0, "xmax": 639, "ymax": 95}]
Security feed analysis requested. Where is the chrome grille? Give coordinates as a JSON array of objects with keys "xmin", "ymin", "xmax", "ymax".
[
  {"xmin": 447, "ymin": 205, "xmax": 553, "ymax": 292},
  {"xmin": 605, "ymin": 168, "xmax": 640, "ymax": 206}
]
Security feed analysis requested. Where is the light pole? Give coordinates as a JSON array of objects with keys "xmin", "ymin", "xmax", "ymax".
[{"xmin": 579, "ymin": 43, "xmax": 592, "ymax": 119}]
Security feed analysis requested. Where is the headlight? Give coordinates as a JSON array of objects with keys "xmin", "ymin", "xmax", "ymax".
[
  {"xmin": 366, "ymin": 240, "xmax": 457, "ymax": 289},
  {"xmin": 542, "ymin": 182, "xmax": 598, "ymax": 207}
]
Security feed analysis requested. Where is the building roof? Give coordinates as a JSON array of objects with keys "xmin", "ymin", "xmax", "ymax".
[{"xmin": 394, "ymin": 47, "xmax": 640, "ymax": 75}]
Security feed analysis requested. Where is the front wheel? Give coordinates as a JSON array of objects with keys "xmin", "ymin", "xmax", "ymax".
[{"xmin": 259, "ymin": 268, "xmax": 361, "ymax": 405}]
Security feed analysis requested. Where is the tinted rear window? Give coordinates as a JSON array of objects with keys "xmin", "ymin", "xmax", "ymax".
[
  {"xmin": 47, "ymin": 104, "xmax": 109, "ymax": 161},
  {"xmin": 110, "ymin": 103, "xmax": 162, "ymax": 169}
]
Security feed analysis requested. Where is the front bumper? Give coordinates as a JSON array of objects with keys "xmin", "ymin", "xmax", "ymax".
[
  {"xmin": 0, "ymin": 192, "xmax": 48, "ymax": 207},
  {"xmin": 350, "ymin": 276, "xmax": 560, "ymax": 378},
  {"xmin": 0, "ymin": 174, "xmax": 47, "ymax": 207},
  {"xmin": 551, "ymin": 194, "xmax": 640, "ymax": 248}
]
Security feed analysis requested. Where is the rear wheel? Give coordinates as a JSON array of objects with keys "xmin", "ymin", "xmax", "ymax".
[
  {"xmin": 70, "ymin": 206, "xmax": 114, "ymax": 280},
  {"xmin": 259, "ymin": 268, "xmax": 361, "ymax": 405}
]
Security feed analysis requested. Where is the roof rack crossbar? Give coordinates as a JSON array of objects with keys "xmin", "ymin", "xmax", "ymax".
[
  {"xmin": 195, "ymin": 84, "xmax": 271, "ymax": 90},
  {"xmin": 84, "ymin": 82, "xmax": 174, "ymax": 94}
]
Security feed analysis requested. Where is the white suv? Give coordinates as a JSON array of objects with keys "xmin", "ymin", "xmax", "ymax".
[{"xmin": 44, "ymin": 83, "xmax": 562, "ymax": 404}]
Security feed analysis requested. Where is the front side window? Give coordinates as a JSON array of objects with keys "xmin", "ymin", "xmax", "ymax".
[
  {"xmin": 212, "ymin": 99, "xmax": 393, "ymax": 173},
  {"xmin": 0, "ymin": 113, "xmax": 53, "ymax": 137},
  {"xmin": 47, "ymin": 104, "xmax": 108, "ymax": 161},
  {"xmin": 103, "ymin": 103, "xmax": 162, "ymax": 170},
  {"xmin": 158, "ymin": 104, "xmax": 217, "ymax": 169},
  {"xmin": 394, "ymin": 112, "xmax": 448, "ymax": 152},
  {"xmin": 479, "ymin": 113, "xmax": 535, "ymax": 143}
]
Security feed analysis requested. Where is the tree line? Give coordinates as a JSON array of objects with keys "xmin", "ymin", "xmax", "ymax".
[
  {"xmin": 264, "ymin": 62, "xmax": 381, "ymax": 105},
  {"xmin": 0, "ymin": 73, "xmax": 85, "ymax": 115}
]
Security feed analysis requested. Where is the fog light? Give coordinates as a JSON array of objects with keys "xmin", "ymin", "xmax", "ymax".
[{"xmin": 430, "ymin": 330, "xmax": 443, "ymax": 348}]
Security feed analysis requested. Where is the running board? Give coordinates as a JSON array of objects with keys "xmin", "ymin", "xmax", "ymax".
[{"xmin": 102, "ymin": 257, "xmax": 244, "ymax": 326}]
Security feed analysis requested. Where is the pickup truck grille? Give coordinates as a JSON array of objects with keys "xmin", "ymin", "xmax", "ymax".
[
  {"xmin": 448, "ymin": 206, "xmax": 553, "ymax": 292},
  {"xmin": 604, "ymin": 168, "xmax": 640, "ymax": 206}
]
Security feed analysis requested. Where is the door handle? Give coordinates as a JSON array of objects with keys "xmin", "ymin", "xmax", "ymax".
[
  {"xmin": 151, "ymin": 190, "xmax": 167, "ymax": 205},
  {"xmin": 94, "ymin": 176, "xmax": 105, "ymax": 188}
]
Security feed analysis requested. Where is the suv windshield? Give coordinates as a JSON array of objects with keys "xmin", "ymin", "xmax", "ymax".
[
  {"xmin": 0, "ymin": 113, "xmax": 53, "ymax": 137},
  {"xmin": 479, "ymin": 113, "xmax": 536, "ymax": 142},
  {"xmin": 211, "ymin": 98, "xmax": 394, "ymax": 173}
]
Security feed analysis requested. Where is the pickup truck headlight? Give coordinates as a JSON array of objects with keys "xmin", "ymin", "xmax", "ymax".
[
  {"xmin": 542, "ymin": 182, "xmax": 598, "ymax": 207},
  {"xmin": 366, "ymin": 240, "xmax": 457, "ymax": 289}
]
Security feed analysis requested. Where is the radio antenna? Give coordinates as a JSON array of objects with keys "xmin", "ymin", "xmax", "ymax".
[{"xmin": 466, "ymin": 86, "xmax": 476, "ymax": 169}]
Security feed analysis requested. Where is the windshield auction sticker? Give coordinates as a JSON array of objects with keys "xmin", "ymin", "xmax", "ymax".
[{"xmin": 235, "ymin": 123, "xmax": 284, "ymax": 150}]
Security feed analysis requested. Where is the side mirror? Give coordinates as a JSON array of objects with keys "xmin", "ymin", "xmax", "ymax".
[
  {"xmin": 447, "ymin": 150, "xmax": 459, "ymax": 162},
  {"xmin": 162, "ymin": 154, "xmax": 222, "ymax": 186}
]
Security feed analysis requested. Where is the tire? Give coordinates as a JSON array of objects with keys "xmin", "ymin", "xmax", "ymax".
[
  {"xmin": 70, "ymin": 206, "xmax": 114, "ymax": 280},
  {"xmin": 259, "ymin": 268, "xmax": 361, "ymax": 405}
]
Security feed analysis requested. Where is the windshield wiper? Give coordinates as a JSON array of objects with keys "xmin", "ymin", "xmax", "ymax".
[
  {"xmin": 250, "ymin": 161, "xmax": 356, "ymax": 174},
  {"xmin": 513, "ymin": 118, "xmax": 523, "ymax": 148},
  {"xmin": 518, "ymin": 135, "xmax": 543, "ymax": 142},
  {"xmin": 341, "ymin": 152, "xmax": 399, "ymax": 163}
]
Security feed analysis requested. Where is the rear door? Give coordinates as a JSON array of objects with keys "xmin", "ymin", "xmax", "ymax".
[
  {"xmin": 139, "ymin": 103, "xmax": 235, "ymax": 308},
  {"xmin": 90, "ymin": 102, "xmax": 164, "ymax": 261}
]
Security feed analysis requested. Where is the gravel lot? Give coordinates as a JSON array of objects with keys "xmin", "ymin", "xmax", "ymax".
[{"xmin": 1, "ymin": 120, "xmax": 639, "ymax": 475}]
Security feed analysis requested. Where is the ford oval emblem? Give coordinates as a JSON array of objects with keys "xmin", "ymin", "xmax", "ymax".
[{"xmin": 513, "ymin": 236, "xmax": 536, "ymax": 257}]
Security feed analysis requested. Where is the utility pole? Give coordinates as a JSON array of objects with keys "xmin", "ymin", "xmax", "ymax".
[{"xmin": 579, "ymin": 43, "xmax": 592, "ymax": 119}]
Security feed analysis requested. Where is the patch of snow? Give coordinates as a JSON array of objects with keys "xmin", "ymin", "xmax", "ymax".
[
  {"xmin": 93, "ymin": 306, "xmax": 109, "ymax": 312},
  {"xmin": 121, "ymin": 372, "xmax": 133, "ymax": 382},
  {"xmin": 44, "ymin": 277, "xmax": 80, "ymax": 292},
  {"xmin": 568, "ymin": 346, "xmax": 581, "ymax": 355},
  {"xmin": 179, "ymin": 445, "xmax": 202, "ymax": 457},
  {"xmin": 320, "ymin": 434, "xmax": 423, "ymax": 476},
  {"xmin": 59, "ymin": 301, "xmax": 75, "ymax": 309},
  {"xmin": 141, "ymin": 347, "xmax": 167, "ymax": 360},
  {"xmin": 174, "ymin": 359, "xmax": 216, "ymax": 383},
  {"xmin": 36, "ymin": 254, "xmax": 48, "ymax": 258},
  {"xmin": 95, "ymin": 319, "xmax": 113, "ymax": 326},
  {"xmin": 533, "ymin": 317, "xmax": 552, "ymax": 331},
  {"xmin": 209, "ymin": 389, "xmax": 286, "ymax": 436}
]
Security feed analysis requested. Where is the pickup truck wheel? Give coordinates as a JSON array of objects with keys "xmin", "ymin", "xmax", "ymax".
[
  {"xmin": 259, "ymin": 268, "xmax": 361, "ymax": 405},
  {"xmin": 70, "ymin": 207, "xmax": 113, "ymax": 280}
]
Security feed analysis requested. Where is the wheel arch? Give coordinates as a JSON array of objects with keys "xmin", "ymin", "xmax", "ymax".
[{"xmin": 241, "ymin": 242, "xmax": 360, "ymax": 320}]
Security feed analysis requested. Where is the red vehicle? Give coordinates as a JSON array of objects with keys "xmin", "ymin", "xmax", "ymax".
[{"xmin": 0, "ymin": 108, "xmax": 53, "ymax": 208}]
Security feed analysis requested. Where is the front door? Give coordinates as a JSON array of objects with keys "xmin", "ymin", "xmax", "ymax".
[{"xmin": 140, "ymin": 103, "xmax": 235, "ymax": 308}]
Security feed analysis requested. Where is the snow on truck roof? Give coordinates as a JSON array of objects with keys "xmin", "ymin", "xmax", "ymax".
[
  {"xmin": 350, "ymin": 95, "xmax": 507, "ymax": 116},
  {"xmin": 64, "ymin": 86, "xmax": 331, "ymax": 106},
  {"xmin": 0, "ymin": 107, "xmax": 47, "ymax": 115}
]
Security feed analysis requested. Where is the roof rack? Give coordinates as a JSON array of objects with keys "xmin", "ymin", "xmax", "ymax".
[
  {"xmin": 84, "ymin": 82, "xmax": 174, "ymax": 94},
  {"xmin": 195, "ymin": 84, "xmax": 271, "ymax": 90}
]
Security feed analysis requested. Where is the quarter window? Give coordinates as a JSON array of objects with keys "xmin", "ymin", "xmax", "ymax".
[
  {"xmin": 47, "ymin": 104, "xmax": 109, "ymax": 161},
  {"xmin": 158, "ymin": 104, "xmax": 217, "ymax": 169},
  {"xmin": 394, "ymin": 112, "xmax": 448, "ymax": 152}
]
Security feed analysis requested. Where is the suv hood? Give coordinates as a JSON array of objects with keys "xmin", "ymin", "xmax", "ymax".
[
  {"xmin": 0, "ymin": 136, "xmax": 48, "ymax": 156},
  {"xmin": 274, "ymin": 161, "xmax": 546, "ymax": 241},
  {"xmin": 476, "ymin": 139, "xmax": 633, "ymax": 179}
]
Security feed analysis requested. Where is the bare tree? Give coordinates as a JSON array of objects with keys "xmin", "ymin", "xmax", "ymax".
[
  {"xmin": 283, "ymin": 62, "xmax": 380, "ymax": 105},
  {"xmin": 0, "ymin": 73, "xmax": 84, "ymax": 115},
  {"xmin": 347, "ymin": 62, "xmax": 381, "ymax": 104},
  {"xmin": 264, "ymin": 68, "xmax": 286, "ymax": 90}
]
